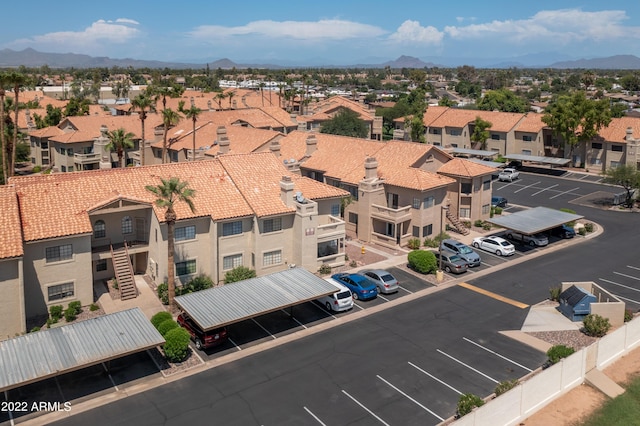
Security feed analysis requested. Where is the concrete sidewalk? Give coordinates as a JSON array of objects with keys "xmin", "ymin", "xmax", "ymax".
[{"xmin": 96, "ymin": 275, "xmax": 166, "ymax": 319}]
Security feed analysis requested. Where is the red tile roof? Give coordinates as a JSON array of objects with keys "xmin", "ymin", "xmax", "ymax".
[
  {"xmin": 437, "ymin": 158, "xmax": 496, "ymax": 178},
  {"xmin": 0, "ymin": 186, "xmax": 23, "ymax": 259}
]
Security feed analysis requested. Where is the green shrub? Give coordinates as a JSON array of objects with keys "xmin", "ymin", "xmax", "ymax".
[
  {"xmin": 112, "ymin": 279, "xmax": 119, "ymax": 290},
  {"xmin": 578, "ymin": 227, "xmax": 587, "ymax": 236},
  {"xmin": 407, "ymin": 250, "xmax": 437, "ymax": 274},
  {"xmin": 473, "ymin": 219, "xmax": 484, "ymax": 227},
  {"xmin": 32, "ymin": 165, "xmax": 41, "ymax": 173},
  {"xmin": 462, "ymin": 220, "xmax": 472, "ymax": 228},
  {"xmin": 495, "ymin": 379, "xmax": 518, "ymax": 396},
  {"xmin": 345, "ymin": 254, "xmax": 349, "ymax": 261},
  {"xmin": 584, "ymin": 222, "xmax": 594, "ymax": 232},
  {"xmin": 494, "ymin": 207, "xmax": 503, "ymax": 215},
  {"xmin": 457, "ymin": 393, "xmax": 485, "ymax": 417},
  {"xmin": 49, "ymin": 305, "xmax": 63, "ymax": 321},
  {"xmin": 151, "ymin": 311, "xmax": 173, "ymax": 329},
  {"xmin": 68, "ymin": 301, "xmax": 82, "ymax": 315},
  {"xmin": 224, "ymin": 266, "xmax": 257, "ymax": 283},
  {"xmin": 549, "ymin": 286, "xmax": 562, "ymax": 302},
  {"xmin": 560, "ymin": 208, "xmax": 577, "ymax": 227},
  {"xmin": 434, "ymin": 231, "xmax": 450, "ymax": 244},
  {"xmin": 163, "ymin": 327, "xmax": 191, "ymax": 363},
  {"xmin": 583, "ymin": 313, "xmax": 611, "ymax": 337},
  {"xmin": 30, "ymin": 326, "xmax": 41, "ymax": 333},
  {"xmin": 547, "ymin": 344, "xmax": 575, "ymax": 364},
  {"xmin": 490, "ymin": 206, "xmax": 495, "ymax": 218},
  {"xmin": 46, "ymin": 318, "xmax": 54, "ymax": 328},
  {"xmin": 625, "ymin": 309, "xmax": 634, "ymax": 322},
  {"xmin": 64, "ymin": 307, "xmax": 77, "ymax": 322},
  {"xmin": 407, "ymin": 238, "xmax": 421, "ymax": 250},
  {"xmin": 423, "ymin": 237, "xmax": 439, "ymax": 248},
  {"xmin": 89, "ymin": 303, "xmax": 100, "ymax": 312},
  {"xmin": 182, "ymin": 275, "xmax": 214, "ymax": 294},
  {"xmin": 157, "ymin": 282, "xmax": 169, "ymax": 305},
  {"xmin": 157, "ymin": 319, "xmax": 180, "ymax": 337},
  {"xmin": 349, "ymin": 260, "xmax": 357, "ymax": 268},
  {"xmin": 482, "ymin": 222, "xmax": 492, "ymax": 230},
  {"xmin": 318, "ymin": 264, "xmax": 332, "ymax": 275}
]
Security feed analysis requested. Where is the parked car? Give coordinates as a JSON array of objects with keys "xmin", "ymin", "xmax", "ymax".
[
  {"xmin": 507, "ymin": 160, "xmax": 523, "ymax": 170},
  {"xmin": 331, "ymin": 273, "xmax": 378, "ymax": 300},
  {"xmin": 491, "ymin": 196, "xmax": 508, "ymax": 208},
  {"xmin": 550, "ymin": 224, "xmax": 576, "ymax": 239},
  {"xmin": 505, "ymin": 231, "xmax": 549, "ymax": 247},
  {"xmin": 432, "ymin": 250, "xmax": 468, "ymax": 274},
  {"xmin": 361, "ymin": 269, "xmax": 399, "ymax": 294},
  {"xmin": 498, "ymin": 168, "xmax": 520, "ymax": 182},
  {"xmin": 317, "ymin": 278, "xmax": 354, "ymax": 312},
  {"xmin": 441, "ymin": 239, "xmax": 482, "ymax": 267},
  {"xmin": 471, "ymin": 236, "xmax": 516, "ymax": 256},
  {"xmin": 177, "ymin": 313, "xmax": 228, "ymax": 350}
]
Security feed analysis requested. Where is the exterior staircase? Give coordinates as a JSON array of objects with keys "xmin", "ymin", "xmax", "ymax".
[
  {"xmin": 445, "ymin": 208, "xmax": 470, "ymax": 236},
  {"xmin": 110, "ymin": 242, "xmax": 138, "ymax": 300}
]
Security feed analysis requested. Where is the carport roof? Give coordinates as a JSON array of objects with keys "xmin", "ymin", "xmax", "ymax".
[
  {"xmin": 175, "ymin": 268, "xmax": 338, "ymax": 331},
  {"xmin": 503, "ymin": 154, "xmax": 571, "ymax": 166},
  {"xmin": 450, "ymin": 148, "xmax": 499, "ymax": 157},
  {"xmin": 487, "ymin": 206, "xmax": 583, "ymax": 235},
  {"xmin": 0, "ymin": 308, "xmax": 164, "ymax": 392}
]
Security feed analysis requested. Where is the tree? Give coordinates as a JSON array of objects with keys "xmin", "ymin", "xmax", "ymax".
[
  {"xmin": 477, "ymin": 89, "xmax": 528, "ymax": 113},
  {"xmin": 183, "ymin": 105, "xmax": 202, "ymax": 161},
  {"xmin": 405, "ymin": 115, "xmax": 426, "ymax": 143},
  {"xmin": 227, "ymin": 90, "xmax": 236, "ymax": 109},
  {"xmin": 320, "ymin": 108, "xmax": 369, "ymax": 138},
  {"xmin": 162, "ymin": 108, "xmax": 181, "ymax": 163},
  {"xmin": 130, "ymin": 94, "xmax": 156, "ymax": 166},
  {"xmin": 0, "ymin": 73, "xmax": 9, "ymax": 181},
  {"xmin": 146, "ymin": 177, "xmax": 196, "ymax": 307},
  {"xmin": 214, "ymin": 91, "xmax": 226, "ymax": 110},
  {"xmin": 602, "ymin": 164, "xmax": 640, "ymax": 208},
  {"xmin": 105, "ymin": 128, "xmax": 135, "ymax": 168},
  {"xmin": 470, "ymin": 116, "xmax": 492, "ymax": 150},
  {"xmin": 7, "ymin": 72, "xmax": 28, "ymax": 177},
  {"xmin": 224, "ymin": 266, "xmax": 256, "ymax": 284},
  {"xmin": 542, "ymin": 92, "xmax": 612, "ymax": 158}
]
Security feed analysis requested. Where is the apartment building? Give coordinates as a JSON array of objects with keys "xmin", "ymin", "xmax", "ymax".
[{"xmin": 2, "ymin": 152, "xmax": 347, "ymax": 340}]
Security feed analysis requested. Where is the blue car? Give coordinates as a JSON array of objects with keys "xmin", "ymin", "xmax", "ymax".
[{"xmin": 331, "ymin": 273, "xmax": 378, "ymax": 301}]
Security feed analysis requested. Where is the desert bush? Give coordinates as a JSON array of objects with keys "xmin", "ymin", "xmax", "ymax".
[
  {"xmin": 547, "ymin": 344, "xmax": 575, "ymax": 364},
  {"xmin": 318, "ymin": 264, "xmax": 332, "ymax": 275},
  {"xmin": 30, "ymin": 327, "xmax": 41, "ymax": 333},
  {"xmin": 549, "ymin": 286, "xmax": 562, "ymax": 302},
  {"xmin": 434, "ymin": 231, "xmax": 450, "ymax": 244},
  {"xmin": 182, "ymin": 275, "xmax": 214, "ymax": 294},
  {"xmin": 473, "ymin": 219, "xmax": 484, "ymax": 228},
  {"xmin": 583, "ymin": 313, "xmax": 611, "ymax": 337},
  {"xmin": 584, "ymin": 222, "xmax": 594, "ymax": 232},
  {"xmin": 49, "ymin": 305, "xmax": 63, "ymax": 321},
  {"xmin": 68, "ymin": 301, "xmax": 82, "ymax": 315},
  {"xmin": 494, "ymin": 207, "xmax": 503, "ymax": 215},
  {"xmin": 151, "ymin": 311, "xmax": 173, "ymax": 329},
  {"xmin": 112, "ymin": 279, "xmax": 119, "ymax": 289},
  {"xmin": 157, "ymin": 319, "xmax": 180, "ymax": 337},
  {"xmin": 408, "ymin": 250, "xmax": 437, "ymax": 274},
  {"xmin": 157, "ymin": 282, "xmax": 169, "ymax": 305},
  {"xmin": 224, "ymin": 266, "xmax": 257, "ymax": 283},
  {"xmin": 163, "ymin": 327, "xmax": 191, "ymax": 363},
  {"xmin": 494, "ymin": 379, "xmax": 518, "ymax": 396},
  {"xmin": 625, "ymin": 309, "xmax": 634, "ymax": 322},
  {"xmin": 89, "ymin": 303, "xmax": 100, "ymax": 312},
  {"xmin": 32, "ymin": 165, "xmax": 42, "ymax": 173},
  {"xmin": 457, "ymin": 393, "xmax": 485, "ymax": 417},
  {"xmin": 407, "ymin": 238, "xmax": 421, "ymax": 250},
  {"xmin": 349, "ymin": 260, "xmax": 357, "ymax": 268},
  {"xmin": 578, "ymin": 227, "xmax": 587, "ymax": 236},
  {"xmin": 462, "ymin": 220, "xmax": 472, "ymax": 228},
  {"xmin": 482, "ymin": 222, "xmax": 492, "ymax": 230},
  {"xmin": 63, "ymin": 307, "xmax": 77, "ymax": 322},
  {"xmin": 423, "ymin": 237, "xmax": 438, "ymax": 248},
  {"xmin": 560, "ymin": 208, "xmax": 577, "ymax": 226}
]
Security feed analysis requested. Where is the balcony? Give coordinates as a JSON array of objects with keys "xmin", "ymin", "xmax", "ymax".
[
  {"xmin": 370, "ymin": 204, "xmax": 412, "ymax": 224},
  {"xmin": 74, "ymin": 152, "xmax": 101, "ymax": 165},
  {"xmin": 317, "ymin": 215, "xmax": 345, "ymax": 239}
]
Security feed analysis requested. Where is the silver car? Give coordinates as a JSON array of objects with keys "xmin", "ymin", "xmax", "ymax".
[
  {"xmin": 505, "ymin": 231, "xmax": 549, "ymax": 247},
  {"xmin": 360, "ymin": 269, "xmax": 399, "ymax": 294},
  {"xmin": 433, "ymin": 250, "xmax": 468, "ymax": 274}
]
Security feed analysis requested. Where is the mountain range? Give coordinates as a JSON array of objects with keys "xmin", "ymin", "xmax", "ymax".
[{"xmin": 0, "ymin": 48, "xmax": 639, "ymax": 70}]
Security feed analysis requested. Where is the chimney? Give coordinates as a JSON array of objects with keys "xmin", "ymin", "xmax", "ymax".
[
  {"xmin": 305, "ymin": 134, "xmax": 317, "ymax": 157},
  {"xmin": 207, "ymin": 100, "xmax": 212, "ymax": 110},
  {"xmin": 270, "ymin": 140, "xmax": 281, "ymax": 157},
  {"xmin": 364, "ymin": 156, "xmax": 379, "ymax": 180},
  {"xmin": 626, "ymin": 127, "xmax": 634, "ymax": 142},
  {"xmin": 190, "ymin": 97, "xmax": 195, "ymax": 107},
  {"xmin": 280, "ymin": 175, "xmax": 295, "ymax": 206},
  {"xmin": 217, "ymin": 126, "xmax": 230, "ymax": 154}
]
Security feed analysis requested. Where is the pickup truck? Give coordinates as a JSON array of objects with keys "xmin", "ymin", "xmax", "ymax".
[{"xmin": 498, "ymin": 168, "xmax": 520, "ymax": 182}]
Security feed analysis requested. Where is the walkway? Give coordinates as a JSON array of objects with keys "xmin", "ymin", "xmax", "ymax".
[{"xmin": 95, "ymin": 275, "xmax": 166, "ymax": 319}]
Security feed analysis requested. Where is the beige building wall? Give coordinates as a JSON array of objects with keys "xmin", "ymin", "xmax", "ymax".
[
  {"xmin": 254, "ymin": 214, "xmax": 295, "ymax": 275},
  {"xmin": 0, "ymin": 258, "xmax": 25, "ymax": 340},
  {"xmin": 217, "ymin": 217, "xmax": 254, "ymax": 283},
  {"xmin": 512, "ymin": 131, "xmax": 544, "ymax": 156},
  {"xmin": 172, "ymin": 217, "xmax": 213, "ymax": 286}
]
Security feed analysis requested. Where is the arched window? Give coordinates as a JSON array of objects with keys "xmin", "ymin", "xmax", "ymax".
[
  {"xmin": 94, "ymin": 220, "xmax": 106, "ymax": 239},
  {"xmin": 121, "ymin": 216, "xmax": 133, "ymax": 234}
]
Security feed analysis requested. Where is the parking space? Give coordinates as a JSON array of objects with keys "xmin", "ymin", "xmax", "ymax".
[{"xmin": 597, "ymin": 264, "xmax": 640, "ymax": 311}]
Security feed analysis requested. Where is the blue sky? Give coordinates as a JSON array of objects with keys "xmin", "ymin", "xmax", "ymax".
[{"xmin": 3, "ymin": 1, "xmax": 640, "ymax": 65}]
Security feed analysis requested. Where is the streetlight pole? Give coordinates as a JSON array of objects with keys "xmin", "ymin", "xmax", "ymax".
[{"xmin": 438, "ymin": 203, "xmax": 449, "ymax": 281}]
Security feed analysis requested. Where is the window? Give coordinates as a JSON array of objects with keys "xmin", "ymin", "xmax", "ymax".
[
  {"xmin": 176, "ymin": 259, "xmax": 196, "ymax": 276},
  {"xmin": 430, "ymin": 128, "xmax": 441, "ymax": 135},
  {"xmin": 48, "ymin": 282, "xmax": 74, "ymax": 301},
  {"xmin": 41, "ymin": 141, "xmax": 48, "ymax": 150},
  {"xmin": 61, "ymin": 165, "xmax": 66, "ymax": 172},
  {"xmin": 330, "ymin": 204, "xmax": 340, "ymax": 217},
  {"xmin": 412, "ymin": 226, "xmax": 420, "ymax": 237},
  {"xmin": 491, "ymin": 134, "xmax": 500, "ymax": 140},
  {"xmin": 68, "ymin": 166, "xmax": 74, "ymax": 172},
  {"xmin": 340, "ymin": 183, "xmax": 358, "ymax": 200},
  {"xmin": 222, "ymin": 221, "xmax": 242, "ymax": 236},
  {"xmin": 263, "ymin": 217, "xmax": 282, "ymax": 233},
  {"xmin": 223, "ymin": 254, "xmax": 242, "ymax": 270},
  {"xmin": 412, "ymin": 198, "xmax": 421, "ymax": 209},
  {"xmin": 348, "ymin": 212, "xmax": 358, "ymax": 224},
  {"xmin": 94, "ymin": 220, "xmax": 106, "ymax": 239},
  {"xmin": 612, "ymin": 145, "xmax": 623, "ymax": 152},
  {"xmin": 45, "ymin": 244, "xmax": 73, "ymax": 263},
  {"xmin": 121, "ymin": 216, "xmax": 133, "ymax": 234},
  {"xmin": 523, "ymin": 135, "xmax": 533, "ymax": 142},
  {"xmin": 483, "ymin": 180, "xmax": 490, "ymax": 190},
  {"xmin": 96, "ymin": 259, "xmax": 107, "ymax": 272},
  {"xmin": 482, "ymin": 204, "xmax": 490, "ymax": 215},
  {"xmin": 175, "ymin": 225, "xmax": 196, "ymax": 241},
  {"xmin": 522, "ymin": 149, "xmax": 532, "ymax": 155},
  {"xmin": 67, "ymin": 148, "xmax": 74, "ymax": 156},
  {"xmin": 317, "ymin": 240, "xmax": 338, "ymax": 257},
  {"xmin": 423, "ymin": 196, "xmax": 435, "ymax": 208},
  {"xmin": 591, "ymin": 142, "xmax": 603, "ymax": 150},
  {"xmin": 461, "ymin": 183, "xmax": 472, "ymax": 194},
  {"xmin": 449, "ymin": 128, "xmax": 461, "ymax": 136},
  {"xmin": 610, "ymin": 161, "xmax": 620, "ymax": 169},
  {"xmin": 423, "ymin": 224, "xmax": 433, "ymax": 237},
  {"xmin": 263, "ymin": 250, "xmax": 282, "ymax": 266},
  {"xmin": 459, "ymin": 207, "xmax": 471, "ymax": 218}
]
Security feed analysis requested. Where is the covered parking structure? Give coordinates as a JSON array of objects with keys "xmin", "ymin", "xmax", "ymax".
[
  {"xmin": 502, "ymin": 154, "xmax": 571, "ymax": 168},
  {"xmin": 0, "ymin": 308, "xmax": 164, "ymax": 392},
  {"xmin": 174, "ymin": 268, "xmax": 339, "ymax": 332},
  {"xmin": 449, "ymin": 148, "xmax": 504, "ymax": 169},
  {"xmin": 487, "ymin": 206, "xmax": 583, "ymax": 237}
]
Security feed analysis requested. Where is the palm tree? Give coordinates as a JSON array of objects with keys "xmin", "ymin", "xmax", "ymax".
[
  {"xmin": 227, "ymin": 91, "xmax": 236, "ymax": 109},
  {"xmin": 145, "ymin": 177, "xmax": 195, "ymax": 307},
  {"xmin": 7, "ymin": 72, "xmax": 27, "ymax": 177},
  {"xmin": 0, "ymin": 73, "xmax": 9, "ymax": 182},
  {"xmin": 215, "ymin": 91, "xmax": 226, "ymax": 110},
  {"xmin": 105, "ymin": 128, "xmax": 135, "ymax": 168},
  {"xmin": 130, "ymin": 94, "xmax": 156, "ymax": 166},
  {"xmin": 258, "ymin": 82, "xmax": 265, "ymax": 107},
  {"xmin": 183, "ymin": 105, "xmax": 202, "ymax": 161},
  {"xmin": 162, "ymin": 108, "xmax": 181, "ymax": 163}
]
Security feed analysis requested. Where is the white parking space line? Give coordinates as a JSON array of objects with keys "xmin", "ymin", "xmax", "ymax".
[
  {"xmin": 463, "ymin": 337, "xmax": 532, "ymax": 372},
  {"xmin": 303, "ymin": 406, "xmax": 327, "ymax": 425},
  {"xmin": 599, "ymin": 278, "xmax": 640, "ymax": 293},
  {"xmin": 408, "ymin": 361, "xmax": 462, "ymax": 395},
  {"xmin": 341, "ymin": 390, "xmax": 390, "ymax": 426},
  {"xmin": 399, "ymin": 286, "xmax": 414, "ymax": 294},
  {"xmin": 377, "ymin": 375, "xmax": 444, "ymax": 422},
  {"xmin": 531, "ymin": 184, "xmax": 558, "ymax": 197},
  {"xmin": 550, "ymin": 187, "xmax": 580, "ymax": 199},
  {"xmin": 352, "ymin": 302, "xmax": 365, "ymax": 311},
  {"xmin": 377, "ymin": 294, "xmax": 390, "ymax": 302},
  {"xmin": 251, "ymin": 318, "xmax": 276, "ymax": 339},
  {"xmin": 514, "ymin": 181, "xmax": 541, "ymax": 193},
  {"xmin": 627, "ymin": 265, "xmax": 640, "ymax": 271},
  {"xmin": 613, "ymin": 271, "xmax": 640, "ymax": 281},
  {"xmin": 437, "ymin": 349, "xmax": 499, "ymax": 384},
  {"xmin": 101, "ymin": 362, "xmax": 119, "ymax": 391},
  {"xmin": 281, "ymin": 310, "xmax": 307, "ymax": 329},
  {"xmin": 495, "ymin": 180, "xmax": 519, "ymax": 190},
  {"xmin": 227, "ymin": 337, "xmax": 242, "ymax": 351},
  {"xmin": 311, "ymin": 301, "xmax": 338, "ymax": 319},
  {"xmin": 614, "ymin": 294, "xmax": 640, "ymax": 306}
]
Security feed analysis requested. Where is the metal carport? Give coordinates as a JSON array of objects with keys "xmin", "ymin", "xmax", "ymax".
[
  {"xmin": 487, "ymin": 206, "xmax": 583, "ymax": 235},
  {"xmin": 174, "ymin": 268, "xmax": 338, "ymax": 331},
  {"xmin": 0, "ymin": 308, "xmax": 164, "ymax": 392},
  {"xmin": 503, "ymin": 154, "xmax": 571, "ymax": 167}
]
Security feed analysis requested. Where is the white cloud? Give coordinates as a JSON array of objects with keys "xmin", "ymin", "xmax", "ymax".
[
  {"xmin": 388, "ymin": 20, "xmax": 443, "ymax": 45},
  {"xmin": 190, "ymin": 19, "xmax": 386, "ymax": 41}
]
